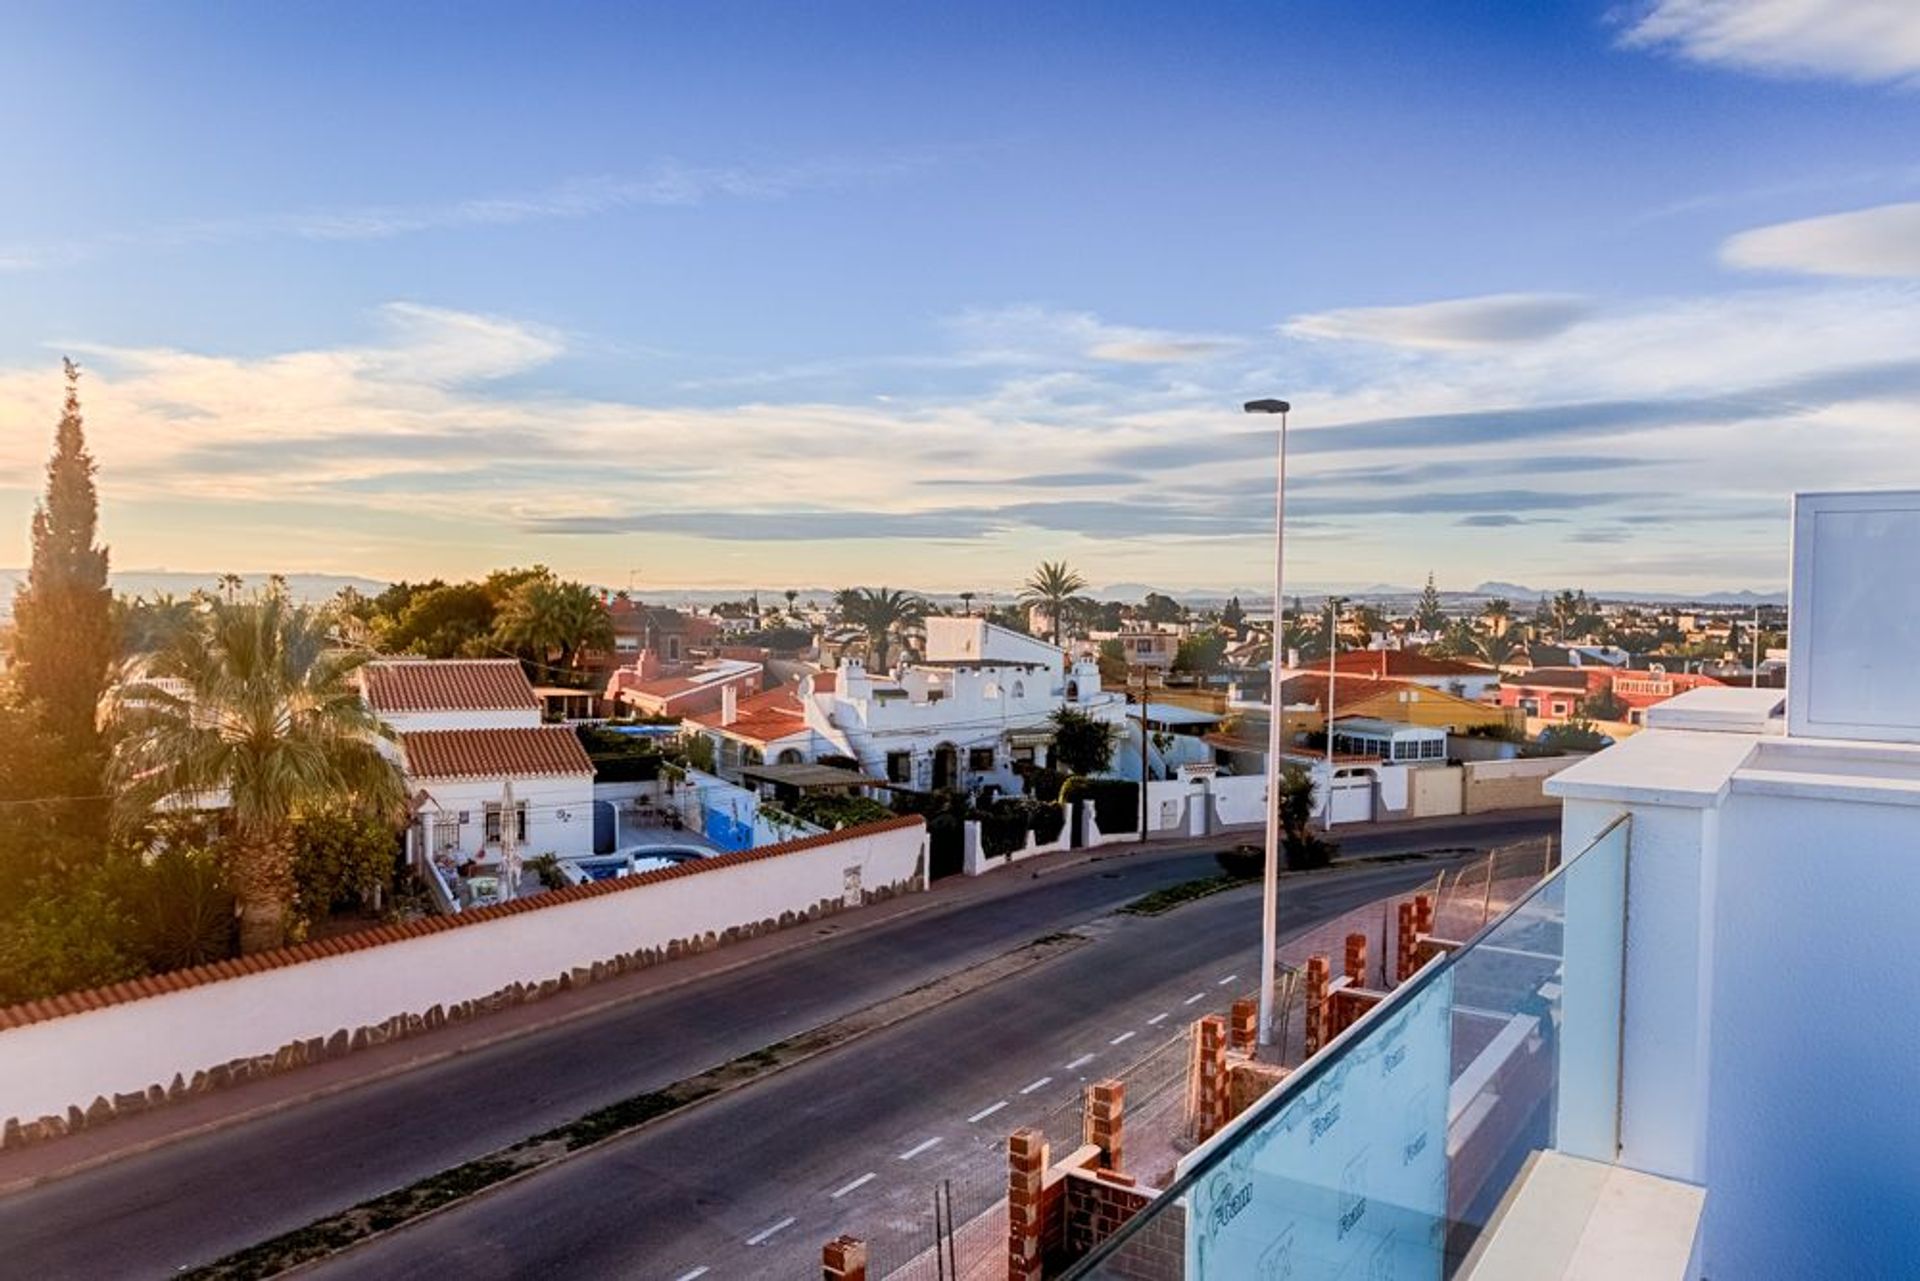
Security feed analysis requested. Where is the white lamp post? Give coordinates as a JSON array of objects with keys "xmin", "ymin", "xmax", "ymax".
[{"xmin": 1244, "ymin": 398, "xmax": 1290, "ymax": 1048}]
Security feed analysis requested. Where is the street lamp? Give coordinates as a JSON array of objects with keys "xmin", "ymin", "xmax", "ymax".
[{"xmin": 1243, "ymin": 397, "xmax": 1290, "ymax": 1048}]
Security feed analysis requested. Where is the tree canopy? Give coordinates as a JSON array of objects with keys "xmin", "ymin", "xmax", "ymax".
[{"xmin": 12, "ymin": 359, "xmax": 113, "ymax": 757}]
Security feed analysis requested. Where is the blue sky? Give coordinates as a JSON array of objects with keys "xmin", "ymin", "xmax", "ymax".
[{"xmin": 3, "ymin": 0, "xmax": 1919, "ymax": 594}]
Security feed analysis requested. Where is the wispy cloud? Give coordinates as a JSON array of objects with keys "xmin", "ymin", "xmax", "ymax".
[
  {"xmin": 0, "ymin": 156, "xmax": 933, "ymax": 273},
  {"xmin": 1284, "ymin": 293, "xmax": 1594, "ymax": 350},
  {"xmin": 945, "ymin": 305, "xmax": 1244, "ymax": 365},
  {"xmin": 1721, "ymin": 201, "xmax": 1920, "ymax": 276},
  {"xmin": 1619, "ymin": 0, "xmax": 1920, "ymax": 86}
]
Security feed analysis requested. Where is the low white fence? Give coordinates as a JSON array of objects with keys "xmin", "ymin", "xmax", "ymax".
[{"xmin": 0, "ymin": 818, "xmax": 928, "ymax": 1139}]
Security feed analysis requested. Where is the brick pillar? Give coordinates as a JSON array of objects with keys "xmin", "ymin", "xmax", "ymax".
[
  {"xmin": 1344, "ymin": 931, "xmax": 1368, "ymax": 989},
  {"xmin": 1305, "ymin": 954, "xmax": 1331, "ymax": 1055},
  {"xmin": 1196, "ymin": 1014, "xmax": 1229, "ymax": 1138},
  {"xmin": 823, "ymin": 1234, "xmax": 868, "ymax": 1281},
  {"xmin": 1413, "ymin": 891, "xmax": 1434, "ymax": 938},
  {"xmin": 1396, "ymin": 901, "xmax": 1417, "ymax": 984},
  {"xmin": 1008, "ymin": 1127, "xmax": 1049, "ymax": 1281},
  {"xmin": 1085, "ymin": 1079, "xmax": 1126, "ymax": 1172},
  {"xmin": 1229, "ymin": 997, "xmax": 1257, "ymax": 1056}
]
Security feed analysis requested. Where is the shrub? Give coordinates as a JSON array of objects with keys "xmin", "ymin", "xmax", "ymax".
[
  {"xmin": 138, "ymin": 845, "xmax": 236, "ymax": 970},
  {"xmin": 1049, "ymin": 707, "xmax": 1117, "ymax": 776},
  {"xmin": 1061, "ymin": 776, "xmax": 1139, "ymax": 834},
  {"xmin": 1277, "ymin": 766, "xmax": 1337, "ymax": 870},
  {"xmin": 1013, "ymin": 762, "xmax": 1068, "ymax": 805},
  {"xmin": 791, "ymin": 793, "xmax": 894, "ymax": 830},
  {"xmin": 291, "ymin": 811, "xmax": 399, "ymax": 932},
  {"xmin": 526, "ymin": 853, "xmax": 569, "ymax": 891},
  {"xmin": 0, "ymin": 867, "xmax": 146, "ymax": 1006},
  {"xmin": 1216, "ymin": 843, "xmax": 1263, "ymax": 880}
]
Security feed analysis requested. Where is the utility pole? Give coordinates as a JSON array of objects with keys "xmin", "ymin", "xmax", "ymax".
[
  {"xmin": 1136, "ymin": 669, "xmax": 1150, "ymax": 843},
  {"xmin": 1324, "ymin": 595, "xmax": 1346, "ymax": 833}
]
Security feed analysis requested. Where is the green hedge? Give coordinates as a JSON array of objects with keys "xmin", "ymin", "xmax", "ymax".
[{"xmin": 1061, "ymin": 777, "xmax": 1139, "ymax": 834}]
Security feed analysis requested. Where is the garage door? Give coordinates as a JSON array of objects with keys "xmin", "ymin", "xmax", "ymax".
[{"xmin": 1329, "ymin": 774, "xmax": 1373, "ymax": 824}]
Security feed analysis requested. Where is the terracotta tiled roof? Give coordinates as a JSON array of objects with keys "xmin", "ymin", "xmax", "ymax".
[
  {"xmin": 1332, "ymin": 651, "xmax": 1496, "ymax": 680},
  {"xmin": 689, "ymin": 685, "xmax": 808, "ymax": 745},
  {"xmin": 1280, "ymin": 672, "xmax": 1422, "ymax": 712},
  {"xmin": 364, "ymin": 660, "xmax": 539, "ymax": 714},
  {"xmin": 0, "ymin": 816, "xmax": 927, "ymax": 1033},
  {"xmin": 402, "ymin": 727, "xmax": 594, "ymax": 779}
]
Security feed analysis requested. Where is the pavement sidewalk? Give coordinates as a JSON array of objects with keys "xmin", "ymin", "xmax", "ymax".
[{"xmin": 0, "ymin": 806, "xmax": 1558, "ymax": 1194}]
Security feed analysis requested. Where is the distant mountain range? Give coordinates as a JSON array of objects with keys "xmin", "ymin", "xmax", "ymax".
[{"xmin": 0, "ymin": 570, "xmax": 1787, "ymax": 617}]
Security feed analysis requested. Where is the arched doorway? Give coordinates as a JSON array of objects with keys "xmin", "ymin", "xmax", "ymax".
[{"xmin": 932, "ymin": 742, "xmax": 958, "ymax": 791}]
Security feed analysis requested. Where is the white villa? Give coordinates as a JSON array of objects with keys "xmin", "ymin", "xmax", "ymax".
[
  {"xmin": 362, "ymin": 659, "xmax": 596, "ymax": 873},
  {"xmin": 684, "ymin": 617, "xmax": 1128, "ymax": 795}
]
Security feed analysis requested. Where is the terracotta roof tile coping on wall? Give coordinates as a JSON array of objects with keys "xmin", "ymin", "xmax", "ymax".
[{"xmin": 0, "ymin": 815, "xmax": 928, "ymax": 1033}]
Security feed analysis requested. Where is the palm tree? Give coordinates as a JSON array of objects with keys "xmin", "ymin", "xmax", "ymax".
[
  {"xmin": 1021, "ymin": 560, "xmax": 1088, "ymax": 646},
  {"xmin": 838, "ymin": 587, "xmax": 925, "ymax": 669},
  {"xmin": 958, "ymin": 590, "xmax": 975, "ymax": 617},
  {"xmin": 784, "ymin": 588, "xmax": 799, "ymax": 616},
  {"xmin": 110, "ymin": 595, "xmax": 404, "ymax": 954},
  {"xmin": 1481, "ymin": 597, "xmax": 1513, "ymax": 638},
  {"xmin": 217, "ymin": 572, "xmax": 244, "ymax": 604},
  {"xmin": 493, "ymin": 575, "xmax": 613, "ymax": 674},
  {"xmin": 1468, "ymin": 628, "xmax": 1519, "ymax": 667}
]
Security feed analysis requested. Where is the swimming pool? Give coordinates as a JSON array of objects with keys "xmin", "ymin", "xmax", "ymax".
[{"xmin": 564, "ymin": 845, "xmax": 712, "ymax": 882}]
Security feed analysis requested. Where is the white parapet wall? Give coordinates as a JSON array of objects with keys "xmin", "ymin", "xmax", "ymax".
[{"xmin": 0, "ymin": 817, "xmax": 927, "ymax": 1140}]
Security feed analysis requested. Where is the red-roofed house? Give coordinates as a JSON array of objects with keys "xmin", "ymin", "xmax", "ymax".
[
  {"xmin": 685, "ymin": 682, "xmax": 817, "ymax": 775},
  {"xmin": 361, "ymin": 659, "xmax": 541, "ymax": 731},
  {"xmin": 1331, "ymin": 650, "xmax": 1501, "ymax": 701},
  {"xmin": 361, "ymin": 659, "xmax": 596, "ymax": 876},
  {"xmin": 1495, "ymin": 665, "xmax": 1725, "ymax": 724},
  {"xmin": 605, "ymin": 654, "xmax": 764, "ymax": 719}
]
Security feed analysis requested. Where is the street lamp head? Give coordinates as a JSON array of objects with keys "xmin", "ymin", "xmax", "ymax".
[{"xmin": 1243, "ymin": 398, "xmax": 1291, "ymax": 415}]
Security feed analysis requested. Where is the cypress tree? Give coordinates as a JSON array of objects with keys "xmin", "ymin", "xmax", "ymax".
[{"xmin": 14, "ymin": 358, "xmax": 113, "ymax": 753}]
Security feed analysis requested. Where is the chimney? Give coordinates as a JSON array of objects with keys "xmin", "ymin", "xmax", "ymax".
[{"xmin": 721, "ymin": 682, "xmax": 738, "ymax": 727}]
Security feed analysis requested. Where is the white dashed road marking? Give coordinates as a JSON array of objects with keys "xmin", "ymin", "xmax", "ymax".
[
  {"xmin": 831, "ymin": 1172, "xmax": 876, "ymax": 1199},
  {"xmin": 745, "ymin": 1217, "xmax": 795, "ymax": 1246},
  {"xmin": 1109, "ymin": 1031, "xmax": 1136, "ymax": 1046},
  {"xmin": 898, "ymin": 1137, "xmax": 943, "ymax": 1160},
  {"xmin": 1184, "ymin": 992, "xmax": 1206, "ymax": 1005},
  {"xmin": 968, "ymin": 1101, "xmax": 1009, "ymax": 1124},
  {"xmin": 1146, "ymin": 1012, "xmax": 1169, "ymax": 1025},
  {"xmin": 1064, "ymin": 1053, "xmax": 1097, "ymax": 1071},
  {"xmin": 673, "ymin": 1269, "xmax": 710, "ymax": 1281},
  {"xmin": 1217, "ymin": 974, "xmax": 1239, "ymax": 986},
  {"xmin": 1019, "ymin": 1076, "xmax": 1053, "ymax": 1095}
]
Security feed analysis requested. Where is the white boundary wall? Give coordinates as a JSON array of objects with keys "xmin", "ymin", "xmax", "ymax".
[{"xmin": 0, "ymin": 821, "xmax": 927, "ymax": 1127}]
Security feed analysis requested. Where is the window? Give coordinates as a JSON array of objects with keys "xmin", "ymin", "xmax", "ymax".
[
  {"xmin": 1011, "ymin": 680, "xmax": 1026, "ymax": 698},
  {"xmin": 969, "ymin": 747, "xmax": 996, "ymax": 771},
  {"xmin": 887, "ymin": 751, "xmax": 913, "ymax": 784},
  {"xmin": 1134, "ymin": 638, "xmax": 1153, "ymax": 654},
  {"xmin": 483, "ymin": 802, "xmax": 528, "ymax": 844},
  {"xmin": 666, "ymin": 636, "xmax": 681, "ymax": 661},
  {"xmin": 1552, "ymin": 701, "xmax": 1569, "ymax": 716}
]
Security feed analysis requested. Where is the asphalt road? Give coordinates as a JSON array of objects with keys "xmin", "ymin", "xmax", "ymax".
[{"xmin": 0, "ymin": 810, "xmax": 1553, "ymax": 1279}]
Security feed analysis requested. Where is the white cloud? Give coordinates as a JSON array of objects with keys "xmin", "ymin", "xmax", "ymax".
[
  {"xmin": 7, "ymin": 281, "xmax": 1920, "ymax": 593},
  {"xmin": 1721, "ymin": 201, "xmax": 1920, "ymax": 276},
  {"xmin": 1283, "ymin": 293, "xmax": 1594, "ymax": 350},
  {"xmin": 1621, "ymin": 0, "xmax": 1920, "ymax": 84},
  {"xmin": 945, "ymin": 305, "xmax": 1243, "ymax": 365}
]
